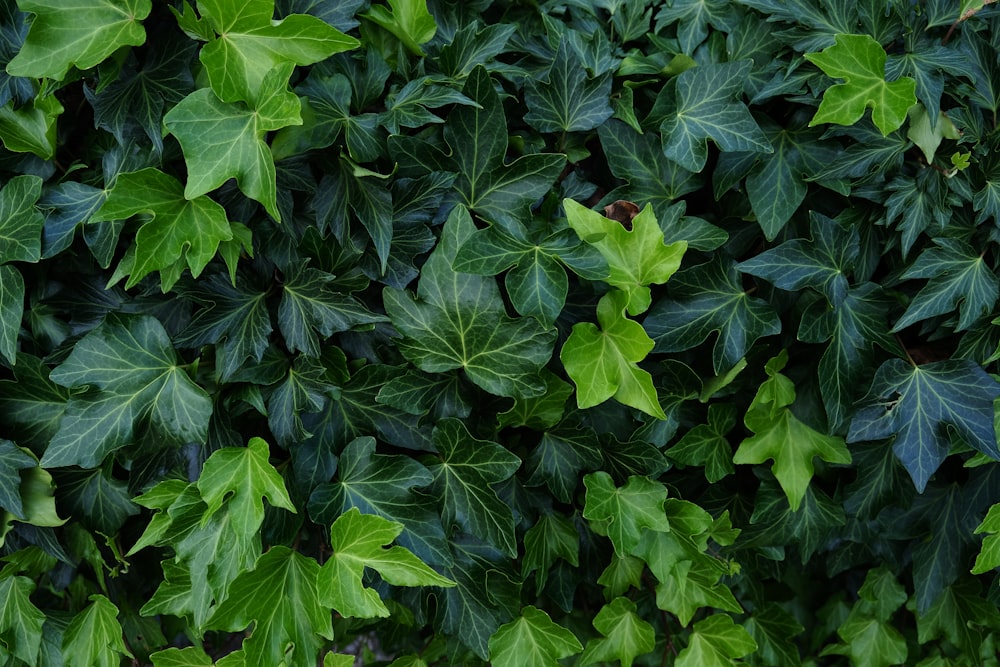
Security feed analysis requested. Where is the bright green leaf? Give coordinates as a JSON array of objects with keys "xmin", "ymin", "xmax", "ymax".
[
  {"xmin": 0, "ymin": 575, "xmax": 44, "ymax": 665},
  {"xmin": 972, "ymin": 503, "xmax": 1000, "ymax": 574},
  {"xmin": 583, "ymin": 472, "xmax": 670, "ymax": 557},
  {"xmin": 806, "ymin": 33, "xmax": 917, "ymax": 136},
  {"xmin": 564, "ymin": 198, "xmax": 686, "ymax": 315},
  {"xmin": 675, "ymin": 615, "xmax": 757, "ymax": 667},
  {"xmin": 6, "ymin": 0, "xmax": 152, "ymax": 80},
  {"xmin": 362, "ymin": 0, "xmax": 436, "ymax": 56},
  {"xmin": 62, "ymin": 594, "xmax": 133, "ymax": 667},
  {"xmin": 0, "ymin": 94, "xmax": 62, "ymax": 159},
  {"xmin": 561, "ymin": 290, "xmax": 666, "ymax": 419},
  {"xmin": 319, "ymin": 507, "xmax": 454, "ymax": 618},
  {"xmin": 579, "ymin": 597, "xmax": 656, "ymax": 667},
  {"xmin": 488, "ymin": 606, "xmax": 583, "ymax": 667}
]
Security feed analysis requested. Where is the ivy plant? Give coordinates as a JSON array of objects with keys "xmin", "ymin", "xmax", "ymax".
[{"xmin": 2, "ymin": 0, "xmax": 1000, "ymax": 665}]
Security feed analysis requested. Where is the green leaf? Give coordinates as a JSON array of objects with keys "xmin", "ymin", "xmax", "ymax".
[
  {"xmin": 564, "ymin": 198, "xmax": 686, "ymax": 316},
  {"xmin": 91, "ymin": 168, "xmax": 235, "ymax": 290},
  {"xmin": 658, "ymin": 61, "xmax": 772, "ymax": 172},
  {"xmin": 62, "ymin": 594, "xmax": 133, "ymax": 667},
  {"xmin": 319, "ymin": 507, "xmax": 454, "ymax": 618},
  {"xmin": 734, "ymin": 352, "xmax": 852, "ymax": 511},
  {"xmin": 197, "ymin": 438, "xmax": 296, "ymax": 538},
  {"xmin": 43, "ymin": 313, "xmax": 213, "ymax": 467},
  {"xmin": 379, "ymin": 77, "xmax": 476, "ymax": 135},
  {"xmin": 675, "ymin": 615, "xmax": 757, "ymax": 667},
  {"xmin": 422, "ymin": 419, "xmax": 521, "ymax": 556},
  {"xmin": 0, "ymin": 264, "xmax": 22, "ymax": 365},
  {"xmin": 488, "ymin": 606, "xmax": 582, "ymax": 667},
  {"xmin": 5, "ymin": 0, "xmax": 152, "ymax": 81},
  {"xmin": 196, "ymin": 0, "xmax": 358, "ymax": 104},
  {"xmin": 0, "ymin": 575, "xmax": 44, "ymax": 665},
  {"xmin": 389, "ymin": 66, "xmax": 566, "ymax": 231},
  {"xmin": 848, "ymin": 359, "xmax": 1000, "ymax": 492},
  {"xmin": 497, "ymin": 369, "xmax": 573, "ymax": 430},
  {"xmin": 667, "ymin": 403, "xmax": 736, "ymax": 483},
  {"xmin": 362, "ymin": 0, "xmax": 436, "ymax": 56},
  {"xmin": 0, "ymin": 94, "xmax": 62, "ymax": 159},
  {"xmin": 579, "ymin": 597, "xmax": 656, "ymax": 667},
  {"xmin": 973, "ymin": 503, "xmax": 1000, "ymax": 574},
  {"xmin": 805, "ymin": 33, "xmax": 917, "ymax": 136},
  {"xmin": 206, "ymin": 546, "xmax": 333, "ymax": 667},
  {"xmin": 523, "ymin": 512, "xmax": 579, "ymax": 593},
  {"xmin": 645, "ymin": 256, "xmax": 781, "ymax": 374},
  {"xmin": 822, "ymin": 569, "xmax": 907, "ymax": 667},
  {"xmin": 916, "ymin": 579, "xmax": 1000, "ymax": 656},
  {"xmin": 0, "ymin": 354, "xmax": 70, "ymax": 450},
  {"xmin": 163, "ymin": 68, "xmax": 301, "ymax": 222},
  {"xmin": 743, "ymin": 603, "xmax": 804, "ymax": 667},
  {"xmin": 739, "ymin": 482, "xmax": 845, "ymax": 563},
  {"xmin": 524, "ymin": 37, "xmax": 613, "ymax": 133},
  {"xmin": 598, "ymin": 120, "xmax": 703, "ymax": 206},
  {"xmin": 54, "ymin": 468, "xmax": 139, "ymax": 535},
  {"xmin": 0, "ymin": 174, "xmax": 43, "ymax": 265},
  {"xmin": 891, "ymin": 238, "xmax": 999, "ymax": 333},
  {"xmin": 583, "ymin": 472, "xmax": 670, "ymax": 557},
  {"xmin": 0, "ymin": 440, "xmax": 34, "ymax": 518},
  {"xmin": 308, "ymin": 437, "xmax": 450, "ymax": 566},
  {"xmin": 525, "ymin": 424, "xmax": 603, "ymax": 503},
  {"xmin": 150, "ymin": 647, "xmax": 213, "ymax": 667},
  {"xmin": 383, "ymin": 205, "xmax": 556, "ymax": 399},
  {"xmin": 560, "ymin": 290, "xmax": 666, "ymax": 419}
]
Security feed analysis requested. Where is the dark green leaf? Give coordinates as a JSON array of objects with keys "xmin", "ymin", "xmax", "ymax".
[
  {"xmin": 598, "ymin": 120, "xmax": 703, "ymax": 206},
  {"xmin": 524, "ymin": 37, "xmax": 613, "ymax": 133},
  {"xmin": 53, "ymin": 468, "xmax": 138, "ymax": 535}
]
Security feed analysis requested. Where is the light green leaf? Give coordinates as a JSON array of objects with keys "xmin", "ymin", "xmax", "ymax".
[
  {"xmin": 197, "ymin": 437, "xmax": 296, "ymax": 537},
  {"xmin": 206, "ymin": 546, "xmax": 333, "ymax": 667},
  {"xmin": 0, "ymin": 575, "xmax": 45, "ymax": 665},
  {"xmin": 806, "ymin": 33, "xmax": 917, "ymax": 136},
  {"xmin": 319, "ymin": 507, "xmax": 454, "ymax": 618},
  {"xmin": 196, "ymin": 0, "xmax": 358, "ymax": 104},
  {"xmin": 91, "ymin": 168, "xmax": 235, "ymax": 290},
  {"xmin": 0, "ymin": 94, "xmax": 62, "ymax": 159},
  {"xmin": 150, "ymin": 647, "xmax": 213, "ymax": 667},
  {"xmin": 734, "ymin": 351, "xmax": 851, "ymax": 511},
  {"xmin": 0, "ymin": 264, "xmax": 22, "ymax": 365},
  {"xmin": 383, "ymin": 205, "xmax": 556, "ymax": 399},
  {"xmin": 6, "ymin": 0, "xmax": 152, "ymax": 80},
  {"xmin": 163, "ymin": 67, "xmax": 302, "ymax": 222},
  {"xmin": 972, "ymin": 503, "xmax": 1000, "ymax": 574},
  {"xmin": 583, "ymin": 472, "xmax": 670, "ymax": 557},
  {"xmin": 579, "ymin": 597, "xmax": 656, "ymax": 667},
  {"xmin": 564, "ymin": 198, "xmax": 686, "ymax": 316},
  {"xmin": 561, "ymin": 290, "xmax": 666, "ymax": 419},
  {"xmin": 422, "ymin": 419, "xmax": 521, "ymax": 556},
  {"xmin": 43, "ymin": 314, "xmax": 213, "ymax": 467},
  {"xmin": 362, "ymin": 0, "xmax": 436, "ymax": 56},
  {"xmin": 488, "ymin": 606, "xmax": 583, "ymax": 667},
  {"xmin": 0, "ymin": 174, "xmax": 43, "ymax": 265},
  {"xmin": 675, "ymin": 615, "xmax": 757, "ymax": 667},
  {"xmin": 658, "ymin": 61, "xmax": 772, "ymax": 172},
  {"xmin": 524, "ymin": 37, "xmax": 613, "ymax": 133},
  {"xmin": 62, "ymin": 594, "xmax": 133, "ymax": 667}
]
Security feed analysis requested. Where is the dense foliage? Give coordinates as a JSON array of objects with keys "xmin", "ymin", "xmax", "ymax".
[{"xmin": 2, "ymin": 0, "xmax": 1000, "ymax": 665}]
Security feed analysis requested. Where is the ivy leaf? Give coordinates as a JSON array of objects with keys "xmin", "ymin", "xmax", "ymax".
[
  {"xmin": 579, "ymin": 597, "xmax": 656, "ymax": 667},
  {"xmin": 196, "ymin": 438, "xmax": 296, "ymax": 538},
  {"xmin": 523, "ymin": 512, "xmax": 579, "ymax": 593},
  {"xmin": 734, "ymin": 351, "xmax": 852, "ymax": 511},
  {"xmin": 739, "ymin": 483, "xmax": 845, "ymax": 563},
  {"xmin": 196, "ymin": 0, "xmax": 358, "ymax": 104},
  {"xmin": 0, "ymin": 354, "xmax": 70, "ymax": 450},
  {"xmin": 524, "ymin": 37, "xmax": 613, "ymax": 133},
  {"xmin": 488, "ymin": 606, "xmax": 582, "ymax": 667},
  {"xmin": 308, "ymin": 437, "xmax": 451, "ymax": 566},
  {"xmin": 380, "ymin": 77, "xmax": 477, "ymax": 135},
  {"xmin": 564, "ymin": 199, "xmax": 686, "ymax": 316},
  {"xmin": 658, "ymin": 61, "xmax": 772, "ymax": 173},
  {"xmin": 743, "ymin": 603, "xmax": 804, "ymax": 667},
  {"xmin": 0, "ymin": 264, "xmax": 22, "ymax": 366},
  {"xmin": 319, "ymin": 507, "xmax": 454, "ymax": 618},
  {"xmin": 916, "ymin": 579, "xmax": 1000, "ymax": 656},
  {"xmin": 972, "ymin": 502, "xmax": 1000, "ymax": 574},
  {"xmin": 0, "ymin": 94, "xmax": 62, "ymax": 159},
  {"xmin": 667, "ymin": 404, "xmax": 736, "ymax": 483},
  {"xmin": 598, "ymin": 120, "xmax": 703, "ymax": 206},
  {"xmin": 91, "ymin": 168, "xmax": 235, "ymax": 290},
  {"xmin": 891, "ymin": 238, "xmax": 999, "ymax": 333},
  {"xmin": 149, "ymin": 647, "xmax": 213, "ymax": 667},
  {"xmin": 422, "ymin": 419, "xmax": 521, "ymax": 556},
  {"xmin": 62, "ymin": 594, "xmax": 133, "ymax": 667},
  {"xmin": 206, "ymin": 546, "xmax": 333, "ymax": 667},
  {"xmin": 848, "ymin": 359, "xmax": 1000, "ymax": 492},
  {"xmin": 737, "ymin": 212, "xmax": 858, "ymax": 306},
  {"xmin": 805, "ymin": 33, "xmax": 917, "ymax": 136},
  {"xmin": 525, "ymin": 425, "xmax": 603, "ymax": 504},
  {"xmin": 164, "ymin": 67, "xmax": 302, "ymax": 222},
  {"xmin": 5, "ymin": 0, "xmax": 152, "ymax": 81},
  {"xmin": 389, "ymin": 66, "xmax": 566, "ymax": 231},
  {"xmin": 645, "ymin": 256, "xmax": 781, "ymax": 374},
  {"xmin": 361, "ymin": 0, "xmax": 437, "ymax": 56},
  {"xmin": 675, "ymin": 615, "xmax": 757, "ymax": 667},
  {"xmin": 561, "ymin": 290, "xmax": 666, "ymax": 419},
  {"xmin": 384, "ymin": 205, "xmax": 556, "ymax": 399},
  {"xmin": 821, "ymin": 569, "xmax": 908, "ymax": 667},
  {"xmin": 54, "ymin": 468, "xmax": 138, "ymax": 535},
  {"xmin": 583, "ymin": 472, "xmax": 670, "ymax": 557},
  {"xmin": 0, "ymin": 174, "xmax": 43, "ymax": 265},
  {"xmin": 43, "ymin": 314, "xmax": 213, "ymax": 468},
  {"xmin": 0, "ymin": 440, "xmax": 34, "ymax": 518},
  {"xmin": 0, "ymin": 575, "xmax": 44, "ymax": 665}
]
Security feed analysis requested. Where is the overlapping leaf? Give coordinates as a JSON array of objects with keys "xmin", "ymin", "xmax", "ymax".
[
  {"xmin": 488, "ymin": 606, "xmax": 582, "ymax": 667},
  {"xmin": 583, "ymin": 472, "xmax": 670, "ymax": 556},
  {"xmin": 524, "ymin": 36, "xmax": 613, "ymax": 133},
  {"xmin": 579, "ymin": 597, "xmax": 656, "ymax": 667}
]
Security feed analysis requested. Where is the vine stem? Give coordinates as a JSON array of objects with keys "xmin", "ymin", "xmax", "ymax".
[{"xmin": 943, "ymin": 0, "xmax": 997, "ymax": 44}]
